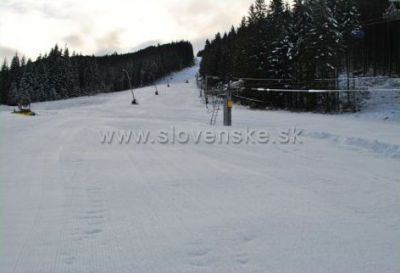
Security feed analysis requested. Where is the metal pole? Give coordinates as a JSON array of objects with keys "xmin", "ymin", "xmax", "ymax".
[
  {"xmin": 123, "ymin": 69, "xmax": 137, "ymax": 104},
  {"xmin": 205, "ymin": 76, "xmax": 208, "ymax": 98},
  {"xmin": 224, "ymin": 81, "xmax": 232, "ymax": 126},
  {"xmin": 154, "ymin": 83, "xmax": 159, "ymax": 95}
]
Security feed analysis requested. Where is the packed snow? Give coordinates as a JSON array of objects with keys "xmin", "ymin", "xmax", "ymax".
[
  {"xmin": 352, "ymin": 76, "xmax": 400, "ymax": 121},
  {"xmin": 0, "ymin": 64, "xmax": 399, "ymax": 273}
]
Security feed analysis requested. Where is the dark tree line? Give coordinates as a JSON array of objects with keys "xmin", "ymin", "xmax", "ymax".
[
  {"xmin": 358, "ymin": 0, "xmax": 400, "ymax": 76},
  {"xmin": 199, "ymin": 0, "xmax": 398, "ymax": 112},
  {"xmin": 355, "ymin": 0, "xmax": 390, "ymax": 22},
  {"xmin": 200, "ymin": 0, "xmax": 361, "ymax": 81},
  {"xmin": 0, "ymin": 41, "xmax": 194, "ymax": 106}
]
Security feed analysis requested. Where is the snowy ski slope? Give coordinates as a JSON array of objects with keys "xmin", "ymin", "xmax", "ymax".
[{"xmin": 0, "ymin": 64, "xmax": 399, "ymax": 273}]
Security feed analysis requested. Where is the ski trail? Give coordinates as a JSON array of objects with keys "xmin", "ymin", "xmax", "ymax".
[{"xmin": 1, "ymin": 64, "xmax": 399, "ymax": 273}]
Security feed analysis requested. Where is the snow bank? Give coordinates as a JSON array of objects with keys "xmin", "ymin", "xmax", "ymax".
[{"xmin": 343, "ymin": 76, "xmax": 400, "ymax": 121}]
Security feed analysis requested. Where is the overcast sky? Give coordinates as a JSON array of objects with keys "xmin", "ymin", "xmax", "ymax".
[{"xmin": 0, "ymin": 0, "xmax": 262, "ymax": 62}]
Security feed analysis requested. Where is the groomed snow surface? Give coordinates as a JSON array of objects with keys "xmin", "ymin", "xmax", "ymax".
[{"xmin": 1, "ymin": 64, "xmax": 399, "ymax": 273}]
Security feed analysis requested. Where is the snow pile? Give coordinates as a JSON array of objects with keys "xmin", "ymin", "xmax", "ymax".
[{"xmin": 354, "ymin": 76, "xmax": 400, "ymax": 121}]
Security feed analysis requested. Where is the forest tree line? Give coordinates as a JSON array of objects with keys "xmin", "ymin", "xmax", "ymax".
[
  {"xmin": 199, "ymin": 0, "xmax": 398, "ymax": 112},
  {"xmin": 0, "ymin": 41, "xmax": 194, "ymax": 106}
]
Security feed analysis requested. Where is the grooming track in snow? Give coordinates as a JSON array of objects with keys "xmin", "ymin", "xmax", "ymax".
[{"xmin": 0, "ymin": 65, "xmax": 399, "ymax": 273}]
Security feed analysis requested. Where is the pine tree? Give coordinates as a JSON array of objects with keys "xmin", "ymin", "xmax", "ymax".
[
  {"xmin": 332, "ymin": 0, "xmax": 361, "ymax": 107},
  {"xmin": 0, "ymin": 59, "xmax": 9, "ymax": 104},
  {"xmin": 304, "ymin": 0, "xmax": 343, "ymax": 111},
  {"xmin": 233, "ymin": 17, "xmax": 251, "ymax": 77},
  {"xmin": 207, "ymin": 33, "xmax": 223, "ymax": 77},
  {"xmin": 268, "ymin": 0, "xmax": 293, "ymax": 78},
  {"xmin": 34, "ymin": 61, "xmax": 47, "ymax": 102},
  {"xmin": 334, "ymin": 0, "xmax": 361, "ymax": 72},
  {"xmin": 19, "ymin": 60, "xmax": 35, "ymax": 101},
  {"xmin": 7, "ymin": 81, "xmax": 19, "ymax": 106},
  {"xmin": 293, "ymin": 0, "xmax": 315, "ymax": 81},
  {"xmin": 200, "ymin": 40, "xmax": 211, "ymax": 76},
  {"xmin": 20, "ymin": 56, "xmax": 26, "ymax": 67},
  {"xmin": 225, "ymin": 26, "xmax": 237, "ymax": 78},
  {"xmin": 246, "ymin": 0, "xmax": 269, "ymax": 77},
  {"xmin": 254, "ymin": 0, "xmax": 267, "ymax": 21},
  {"xmin": 69, "ymin": 56, "xmax": 81, "ymax": 98},
  {"xmin": 247, "ymin": 4, "xmax": 258, "ymax": 25},
  {"xmin": 19, "ymin": 73, "xmax": 33, "ymax": 101},
  {"xmin": 303, "ymin": 0, "xmax": 342, "ymax": 79},
  {"xmin": 9, "ymin": 54, "xmax": 21, "ymax": 84}
]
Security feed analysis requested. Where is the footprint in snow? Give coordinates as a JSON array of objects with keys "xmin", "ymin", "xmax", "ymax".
[
  {"xmin": 187, "ymin": 247, "xmax": 211, "ymax": 257},
  {"xmin": 79, "ymin": 215, "xmax": 104, "ymax": 220},
  {"xmin": 86, "ymin": 209, "xmax": 106, "ymax": 214},
  {"xmin": 84, "ymin": 228, "xmax": 102, "ymax": 235},
  {"xmin": 64, "ymin": 256, "xmax": 76, "ymax": 265},
  {"xmin": 236, "ymin": 253, "xmax": 249, "ymax": 265},
  {"xmin": 87, "ymin": 221, "xmax": 104, "ymax": 226}
]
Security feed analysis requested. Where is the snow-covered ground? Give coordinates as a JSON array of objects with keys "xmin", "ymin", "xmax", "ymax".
[
  {"xmin": 337, "ymin": 75, "xmax": 400, "ymax": 122},
  {"xmin": 0, "ymin": 65, "xmax": 399, "ymax": 273}
]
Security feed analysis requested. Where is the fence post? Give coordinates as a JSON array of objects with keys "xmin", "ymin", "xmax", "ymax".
[{"xmin": 224, "ymin": 81, "xmax": 232, "ymax": 126}]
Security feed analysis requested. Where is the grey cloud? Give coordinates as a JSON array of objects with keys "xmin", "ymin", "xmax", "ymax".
[
  {"xmin": 1, "ymin": 0, "xmax": 74, "ymax": 21},
  {"xmin": 63, "ymin": 34, "xmax": 85, "ymax": 48},
  {"xmin": 2, "ymin": 1, "xmax": 30, "ymax": 14},
  {"xmin": 0, "ymin": 0, "xmax": 256, "ymax": 60},
  {"xmin": 168, "ymin": 0, "xmax": 215, "ymax": 31},
  {"xmin": 95, "ymin": 30, "xmax": 124, "ymax": 56},
  {"xmin": 40, "ymin": 4, "xmax": 69, "ymax": 19},
  {"xmin": 168, "ymin": 0, "xmax": 253, "ymax": 37},
  {"xmin": 0, "ymin": 45, "xmax": 19, "ymax": 63}
]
